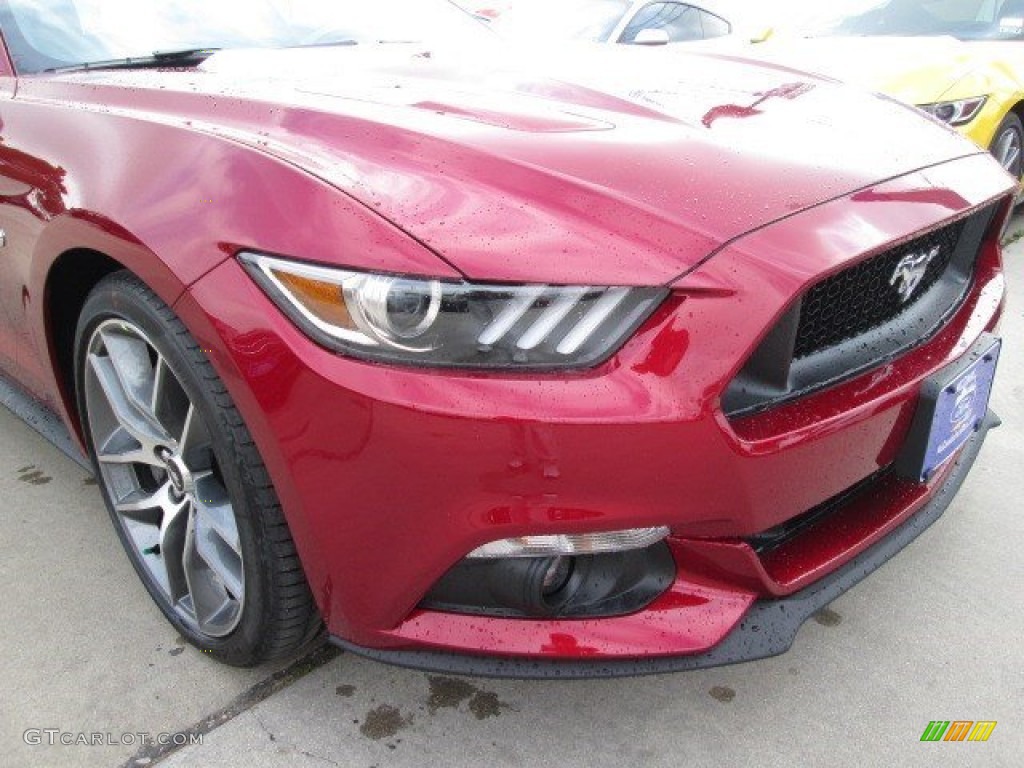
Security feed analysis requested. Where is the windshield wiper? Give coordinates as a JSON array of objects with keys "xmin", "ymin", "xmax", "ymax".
[{"xmin": 44, "ymin": 48, "xmax": 221, "ymax": 74}]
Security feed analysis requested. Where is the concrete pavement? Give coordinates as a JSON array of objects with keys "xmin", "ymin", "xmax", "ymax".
[
  {"xmin": 2, "ymin": 227, "xmax": 1022, "ymax": 768},
  {"xmin": 0, "ymin": 402, "xmax": 305, "ymax": 767}
]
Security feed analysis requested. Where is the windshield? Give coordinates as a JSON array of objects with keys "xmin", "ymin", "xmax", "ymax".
[
  {"xmin": 758, "ymin": 0, "xmax": 1024, "ymax": 41},
  {"xmin": 0, "ymin": 0, "xmax": 489, "ymax": 74},
  {"xmin": 491, "ymin": 0, "xmax": 631, "ymax": 43}
]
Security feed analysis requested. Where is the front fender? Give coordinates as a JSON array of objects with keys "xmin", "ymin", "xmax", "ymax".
[{"xmin": 4, "ymin": 89, "xmax": 456, "ymax": 448}]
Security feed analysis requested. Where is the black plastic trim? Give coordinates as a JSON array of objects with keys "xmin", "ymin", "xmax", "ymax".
[
  {"xmin": 332, "ymin": 410, "xmax": 999, "ymax": 679},
  {"xmin": 724, "ymin": 202, "xmax": 998, "ymax": 418},
  {"xmin": 0, "ymin": 369, "xmax": 91, "ymax": 471}
]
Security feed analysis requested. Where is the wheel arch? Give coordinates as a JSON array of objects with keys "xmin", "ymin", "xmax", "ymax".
[
  {"xmin": 1008, "ymin": 98, "xmax": 1024, "ymax": 128},
  {"xmin": 44, "ymin": 247, "xmax": 121, "ymax": 441},
  {"xmin": 32, "ymin": 213, "xmax": 195, "ymax": 446}
]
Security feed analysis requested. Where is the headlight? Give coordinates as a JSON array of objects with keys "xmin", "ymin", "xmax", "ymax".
[
  {"xmin": 240, "ymin": 253, "xmax": 668, "ymax": 369},
  {"xmin": 919, "ymin": 96, "xmax": 988, "ymax": 127}
]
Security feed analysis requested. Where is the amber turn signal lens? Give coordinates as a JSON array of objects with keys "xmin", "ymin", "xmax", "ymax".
[{"xmin": 271, "ymin": 270, "xmax": 356, "ymax": 331}]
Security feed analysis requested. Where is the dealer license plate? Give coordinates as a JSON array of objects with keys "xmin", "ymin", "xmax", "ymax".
[{"xmin": 895, "ymin": 334, "xmax": 1001, "ymax": 483}]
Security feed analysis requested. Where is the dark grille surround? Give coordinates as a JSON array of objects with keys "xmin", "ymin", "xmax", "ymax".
[
  {"xmin": 723, "ymin": 201, "xmax": 1001, "ymax": 418},
  {"xmin": 793, "ymin": 220, "xmax": 965, "ymax": 359}
]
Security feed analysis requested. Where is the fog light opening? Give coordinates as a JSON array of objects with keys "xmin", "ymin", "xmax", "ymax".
[
  {"xmin": 540, "ymin": 556, "xmax": 575, "ymax": 598},
  {"xmin": 420, "ymin": 541, "xmax": 677, "ymax": 620}
]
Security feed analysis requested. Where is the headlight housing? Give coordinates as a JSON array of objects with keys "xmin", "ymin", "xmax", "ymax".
[
  {"xmin": 240, "ymin": 253, "xmax": 668, "ymax": 369},
  {"xmin": 919, "ymin": 96, "xmax": 988, "ymax": 127}
]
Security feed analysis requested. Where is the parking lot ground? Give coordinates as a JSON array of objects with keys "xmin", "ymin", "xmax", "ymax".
[
  {"xmin": 2, "ymin": 227, "xmax": 1023, "ymax": 768},
  {"xmin": 0, "ymin": 400, "xmax": 334, "ymax": 767}
]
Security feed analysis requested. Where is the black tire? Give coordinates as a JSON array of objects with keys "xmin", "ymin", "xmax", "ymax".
[
  {"xmin": 990, "ymin": 112, "xmax": 1024, "ymax": 181},
  {"xmin": 74, "ymin": 271, "xmax": 322, "ymax": 666}
]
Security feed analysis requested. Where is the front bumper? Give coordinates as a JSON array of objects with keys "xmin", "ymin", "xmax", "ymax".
[
  {"xmin": 175, "ymin": 153, "xmax": 1011, "ymax": 665},
  {"xmin": 333, "ymin": 410, "xmax": 998, "ymax": 679}
]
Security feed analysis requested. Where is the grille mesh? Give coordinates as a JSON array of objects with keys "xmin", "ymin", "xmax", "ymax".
[{"xmin": 793, "ymin": 219, "xmax": 966, "ymax": 359}]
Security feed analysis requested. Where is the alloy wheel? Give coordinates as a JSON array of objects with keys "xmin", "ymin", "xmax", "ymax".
[
  {"xmin": 83, "ymin": 319, "xmax": 244, "ymax": 637},
  {"xmin": 993, "ymin": 125, "xmax": 1023, "ymax": 179}
]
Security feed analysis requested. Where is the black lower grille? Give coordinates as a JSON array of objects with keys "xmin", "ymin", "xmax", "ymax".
[
  {"xmin": 723, "ymin": 199, "xmax": 1003, "ymax": 418},
  {"xmin": 794, "ymin": 219, "xmax": 965, "ymax": 359}
]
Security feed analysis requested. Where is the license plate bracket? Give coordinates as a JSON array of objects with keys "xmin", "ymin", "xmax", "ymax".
[{"xmin": 894, "ymin": 333, "xmax": 1001, "ymax": 483}]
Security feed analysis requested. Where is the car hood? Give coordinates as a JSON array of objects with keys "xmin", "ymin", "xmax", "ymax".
[
  {"xmin": 746, "ymin": 35, "xmax": 982, "ymax": 105},
  {"xmin": 42, "ymin": 43, "xmax": 980, "ymax": 285}
]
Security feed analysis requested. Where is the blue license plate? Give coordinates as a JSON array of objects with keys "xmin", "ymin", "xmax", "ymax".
[{"xmin": 896, "ymin": 334, "xmax": 1001, "ymax": 483}]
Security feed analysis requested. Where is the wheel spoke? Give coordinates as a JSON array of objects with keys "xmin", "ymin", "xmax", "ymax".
[
  {"xmin": 158, "ymin": 497, "xmax": 192, "ymax": 603},
  {"xmin": 1005, "ymin": 145, "xmax": 1021, "ymax": 174},
  {"xmin": 179, "ymin": 404, "xmax": 213, "ymax": 469},
  {"xmin": 99, "ymin": 328, "xmax": 159, "ymax": 415},
  {"xmin": 179, "ymin": 403, "xmax": 208, "ymax": 456},
  {"xmin": 96, "ymin": 427, "xmax": 165, "ymax": 468},
  {"xmin": 88, "ymin": 352, "xmax": 171, "ymax": 453},
  {"xmin": 180, "ymin": 404, "xmax": 196, "ymax": 452},
  {"xmin": 150, "ymin": 356, "xmax": 170, "ymax": 414},
  {"xmin": 996, "ymin": 130, "xmax": 1022, "ymax": 176},
  {"xmin": 114, "ymin": 482, "xmax": 174, "ymax": 521},
  {"xmin": 193, "ymin": 474, "xmax": 244, "ymax": 594},
  {"xmin": 182, "ymin": 511, "xmax": 242, "ymax": 636},
  {"xmin": 178, "ymin": 472, "xmax": 243, "ymax": 635}
]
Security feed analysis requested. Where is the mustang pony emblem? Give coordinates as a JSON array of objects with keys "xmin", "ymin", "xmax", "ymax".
[{"xmin": 890, "ymin": 246, "xmax": 941, "ymax": 303}]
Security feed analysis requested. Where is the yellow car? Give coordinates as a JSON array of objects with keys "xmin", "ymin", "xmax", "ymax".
[{"xmin": 733, "ymin": 0, "xmax": 1024, "ymax": 181}]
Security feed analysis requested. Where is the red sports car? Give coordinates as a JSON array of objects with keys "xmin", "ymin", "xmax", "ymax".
[{"xmin": 0, "ymin": 0, "xmax": 1011, "ymax": 677}]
